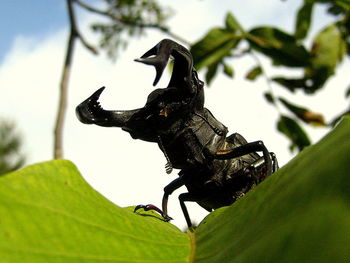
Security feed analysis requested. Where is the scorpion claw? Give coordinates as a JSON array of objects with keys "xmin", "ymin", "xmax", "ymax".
[
  {"xmin": 76, "ymin": 87, "xmax": 105, "ymax": 124},
  {"xmin": 134, "ymin": 204, "xmax": 173, "ymax": 221},
  {"xmin": 134, "ymin": 56, "xmax": 167, "ymax": 86}
]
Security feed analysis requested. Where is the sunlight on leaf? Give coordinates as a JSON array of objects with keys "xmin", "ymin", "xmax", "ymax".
[
  {"xmin": 0, "ymin": 160, "xmax": 189, "ymax": 263},
  {"xmin": 195, "ymin": 116, "xmax": 350, "ymax": 263}
]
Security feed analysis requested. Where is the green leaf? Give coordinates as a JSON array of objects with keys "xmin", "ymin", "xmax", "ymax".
[
  {"xmin": 0, "ymin": 160, "xmax": 189, "ymax": 262},
  {"xmin": 279, "ymin": 97, "xmax": 325, "ymax": 126},
  {"xmin": 311, "ymin": 23, "xmax": 346, "ymax": 69},
  {"xmin": 0, "ymin": 120, "xmax": 25, "ymax": 175},
  {"xmin": 295, "ymin": 0, "xmax": 314, "ymax": 39},
  {"xmin": 264, "ymin": 91, "xmax": 276, "ymax": 104},
  {"xmin": 225, "ymin": 12, "xmax": 245, "ymax": 33},
  {"xmin": 191, "ymin": 28, "xmax": 240, "ymax": 70},
  {"xmin": 194, "ymin": 116, "xmax": 350, "ymax": 262},
  {"xmin": 205, "ymin": 63, "xmax": 220, "ymax": 85},
  {"xmin": 305, "ymin": 23, "xmax": 347, "ymax": 91},
  {"xmin": 272, "ymin": 77, "xmax": 307, "ymax": 92},
  {"xmin": 247, "ymin": 26, "xmax": 310, "ymax": 67},
  {"xmin": 346, "ymin": 85, "xmax": 350, "ymax": 98},
  {"xmin": 277, "ymin": 115, "xmax": 311, "ymax": 151},
  {"xmin": 2, "ymin": 118, "xmax": 350, "ymax": 262},
  {"xmin": 223, "ymin": 63, "xmax": 234, "ymax": 78},
  {"xmin": 327, "ymin": 0, "xmax": 350, "ymax": 15},
  {"xmin": 245, "ymin": 65, "xmax": 262, "ymax": 81}
]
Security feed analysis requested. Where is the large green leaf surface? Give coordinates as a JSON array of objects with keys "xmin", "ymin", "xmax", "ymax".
[
  {"xmin": 0, "ymin": 161, "xmax": 189, "ymax": 262},
  {"xmin": 1, "ymin": 117, "xmax": 350, "ymax": 262},
  {"xmin": 194, "ymin": 116, "xmax": 350, "ymax": 262}
]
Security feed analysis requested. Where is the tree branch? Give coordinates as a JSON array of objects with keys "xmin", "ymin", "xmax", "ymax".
[
  {"xmin": 75, "ymin": 0, "xmax": 190, "ymax": 46},
  {"xmin": 54, "ymin": 0, "xmax": 188, "ymax": 158},
  {"xmin": 54, "ymin": 0, "xmax": 77, "ymax": 159},
  {"xmin": 54, "ymin": 0, "xmax": 98, "ymax": 159}
]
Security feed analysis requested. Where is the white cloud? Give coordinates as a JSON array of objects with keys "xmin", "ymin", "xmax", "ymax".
[{"xmin": 1, "ymin": 0, "xmax": 347, "ymax": 229}]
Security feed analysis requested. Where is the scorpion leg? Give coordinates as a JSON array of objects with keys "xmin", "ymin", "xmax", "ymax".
[
  {"xmin": 162, "ymin": 176, "xmax": 186, "ymax": 219},
  {"xmin": 207, "ymin": 141, "xmax": 273, "ymax": 175},
  {"xmin": 134, "ymin": 204, "xmax": 173, "ymax": 221},
  {"xmin": 178, "ymin": 192, "xmax": 209, "ymax": 228},
  {"xmin": 134, "ymin": 176, "xmax": 185, "ymax": 222},
  {"xmin": 270, "ymin": 152, "xmax": 279, "ymax": 172}
]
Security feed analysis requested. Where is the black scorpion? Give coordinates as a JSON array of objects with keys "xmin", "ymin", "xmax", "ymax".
[{"xmin": 76, "ymin": 39, "xmax": 278, "ymax": 228}]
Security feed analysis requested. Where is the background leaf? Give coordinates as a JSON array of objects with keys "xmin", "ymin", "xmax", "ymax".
[
  {"xmin": 247, "ymin": 26, "xmax": 310, "ymax": 67},
  {"xmin": 205, "ymin": 63, "xmax": 220, "ymax": 85},
  {"xmin": 225, "ymin": 12, "xmax": 245, "ymax": 33},
  {"xmin": 264, "ymin": 92, "xmax": 276, "ymax": 104},
  {"xmin": 191, "ymin": 24, "xmax": 241, "ymax": 70},
  {"xmin": 223, "ymin": 63, "xmax": 234, "ymax": 78},
  {"xmin": 279, "ymin": 97, "xmax": 325, "ymax": 126},
  {"xmin": 277, "ymin": 115, "xmax": 311, "ymax": 151},
  {"xmin": 295, "ymin": 0, "xmax": 314, "ymax": 39},
  {"xmin": 305, "ymin": 23, "xmax": 347, "ymax": 92},
  {"xmin": 245, "ymin": 65, "xmax": 262, "ymax": 81},
  {"xmin": 272, "ymin": 77, "xmax": 307, "ymax": 92}
]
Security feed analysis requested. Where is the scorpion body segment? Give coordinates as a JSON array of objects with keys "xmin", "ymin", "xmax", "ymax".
[{"xmin": 76, "ymin": 39, "xmax": 278, "ymax": 228}]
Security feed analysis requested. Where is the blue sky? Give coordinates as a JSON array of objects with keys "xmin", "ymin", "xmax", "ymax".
[
  {"xmin": 1, "ymin": 0, "xmax": 348, "ymax": 228},
  {"xmin": 0, "ymin": 1, "xmax": 67, "ymax": 61}
]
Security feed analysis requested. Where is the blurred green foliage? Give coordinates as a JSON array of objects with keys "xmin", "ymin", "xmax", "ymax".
[
  {"xmin": 190, "ymin": 0, "xmax": 350, "ymax": 152},
  {"xmin": 0, "ymin": 119, "xmax": 25, "ymax": 175},
  {"xmin": 81, "ymin": 0, "xmax": 349, "ymax": 152},
  {"xmin": 89, "ymin": 0, "xmax": 171, "ymax": 59}
]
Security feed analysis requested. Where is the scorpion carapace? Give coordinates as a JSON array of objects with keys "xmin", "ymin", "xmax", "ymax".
[{"xmin": 76, "ymin": 39, "xmax": 278, "ymax": 228}]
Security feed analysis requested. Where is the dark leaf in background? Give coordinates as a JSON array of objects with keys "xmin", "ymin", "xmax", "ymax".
[
  {"xmin": 247, "ymin": 26, "xmax": 310, "ymax": 67},
  {"xmin": 279, "ymin": 97, "xmax": 325, "ymax": 126},
  {"xmin": 245, "ymin": 65, "xmax": 262, "ymax": 81},
  {"xmin": 205, "ymin": 63, "xmax": 220, "ymax": 85},
  {"xmin": 295, "ymin": 0, "xmax": 314, "ymax": 40},
  {"xmin": 205, "ymin": 62, "xmax": 234, "ymax": 85},
  {"xmin": 326, "ymin": 0, "xmax": 350, "ymax": 15},
  {"xmin": 0, "ymin": 120, "xmax": 25, "ymax": 175},
  {"xmin": 277, "ymin": 115, "xmax": 311, "ymax": 152},
  {"xmin": 264, "ymin": 92, "xmax": 276, "ymax": 104},
  {"xmin": 272, "ymin": 77, "xmax": 307, "ymax": 92},
  {"xmin": 346, "ymin": 85, "xmax": 350, "ymax": 98}
]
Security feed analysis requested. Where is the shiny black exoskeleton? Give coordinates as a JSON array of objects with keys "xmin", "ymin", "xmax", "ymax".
[{"xmin": 76, "ymin": 39, "xmax": 278, "ymax": 228}]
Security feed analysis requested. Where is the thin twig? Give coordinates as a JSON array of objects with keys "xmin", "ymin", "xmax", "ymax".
[
  {"xmin": 250, "ymin": 50, "xmax": 282, "ymax": 113},
  {"xmin": 75, "ymin": 0, "xmax": 190, "ymax": 46}
]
